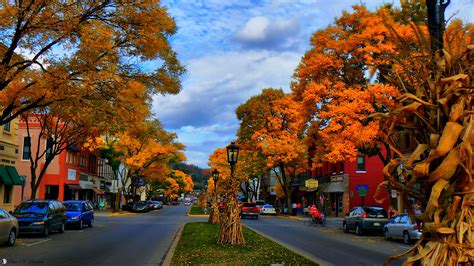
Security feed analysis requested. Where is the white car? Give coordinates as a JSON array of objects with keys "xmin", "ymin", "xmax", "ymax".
[{"xmin": 260, "ymin": 204, "xmax": 276, "ymax": 215}]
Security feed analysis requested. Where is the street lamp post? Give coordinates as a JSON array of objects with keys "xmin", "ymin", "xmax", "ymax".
[
  {"xmin": 209, "ymin": 169, "xmax": 220, "ymax": 224},
  {"xmin": 218, "ymin": 141, "xmax": 245, "ymax": 245}
]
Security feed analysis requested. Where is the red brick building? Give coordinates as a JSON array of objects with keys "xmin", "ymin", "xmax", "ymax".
[{"xmin": 305, "ymin": 153, "xmax": 389, "ymax": 217}]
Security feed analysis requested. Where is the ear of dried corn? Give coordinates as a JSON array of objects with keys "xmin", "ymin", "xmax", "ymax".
[{"xmin": 377, "ymin": 46, "xmax": 474, "ymax": 265}]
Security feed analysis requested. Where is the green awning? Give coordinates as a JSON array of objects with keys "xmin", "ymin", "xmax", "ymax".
[
  {"xmin": 5, "ymin": 166, "xmax": 22, "ymax": 185},
  {"xmin": 0, "ymin": 166, "xmax": 13, "ymax": 186}
]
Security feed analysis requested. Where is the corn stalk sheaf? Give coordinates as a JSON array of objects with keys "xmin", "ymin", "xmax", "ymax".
[
  {"xmin": 217, "ymin": 178, "xmax": 245, "ymax": 245},
  {"xmin": 376, "ymin": 46, "xmax": 473, "ymax": 265}
]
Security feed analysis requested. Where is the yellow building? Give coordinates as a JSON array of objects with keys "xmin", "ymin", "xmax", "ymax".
[{"xmin": 0, "ymin": 117, "xmax": 23, "ymax": 212}]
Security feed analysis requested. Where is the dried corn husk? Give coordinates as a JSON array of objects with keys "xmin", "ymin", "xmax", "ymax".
[
  {"xmin": 427, "ymin": 148, "xmax": 460, "ymax": 183},
  {"xmin": 432, "ymin": 122, "xmax": 464, "ymax": 158}
]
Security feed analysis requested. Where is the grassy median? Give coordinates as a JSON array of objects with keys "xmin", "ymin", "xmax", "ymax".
[
  {"xmin": 172, "ymin": 222, "xmax": 317, "ymax": 265},
  {"xmin": 188, "ymin": 204, "xmax": 207, "ymax": 215}
]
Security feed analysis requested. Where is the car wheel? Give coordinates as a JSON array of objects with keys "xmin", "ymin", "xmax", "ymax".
[
  {"xmin": 384, "ymin": 228, "xmax": 391, "ymax": 239},
  {"xmin": 355, "ymin": 224, "xmax": 363, "ymax": 235},
  {"xmin": 42, "ymin": 225, "xmax": 49, "ymax": 237},
  {"xmin": 403, "ymin": 231, "xmax": 411, "ymax": 244},
  {"xmin": 58, "ymin": 223, "xmax": 65, "ymax": 233},
  {"xmin": 6, "ymin": 229, "xmax": 16, "ymax": 246},
  {"xmin": 343, "ymin": 223, "xmax": 349, "ymax": 233},
  {"xmin": 88, "ymin": 218, "xmax": 93, "ymax": 227},
  {"xmin": 78, "ymin": 219, "xmax": 83, "ymax": 230}
]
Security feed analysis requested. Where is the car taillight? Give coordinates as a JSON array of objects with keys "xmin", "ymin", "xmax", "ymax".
[
  {"xmin": 362, "ymin": 212, "xmax": 367, "ymax": 218},
  {"xmin": 413, "ymin": 224, "xmax": 422, "ymax": 231}
]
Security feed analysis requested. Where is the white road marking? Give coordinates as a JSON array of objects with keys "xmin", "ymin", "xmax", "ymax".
[{"xmin": 22, "ymin": 238, "xmax": 51, "ymax": 246}]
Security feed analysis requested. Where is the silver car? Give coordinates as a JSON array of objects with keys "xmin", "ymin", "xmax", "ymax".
[
  {"xmin": 0, "ymin": 208, "xmax": 18, "ymax": 246},
  {"xmin": 383, "ymin": 214, "xmax": 422, "ymax": 244}
]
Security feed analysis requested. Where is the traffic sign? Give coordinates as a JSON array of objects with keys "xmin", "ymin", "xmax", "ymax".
[
  {"xmin": 358, "ymin": 188, "xmax": 367, "ymax": 197},
  {"xmin": 355, "ymin": 184, "xmax": 368, "ymax": 190}
]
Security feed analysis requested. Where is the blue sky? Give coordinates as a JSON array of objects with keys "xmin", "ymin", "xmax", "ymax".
[{"xmin": 152, "ymin": 0, "xmax": 474, "ymax": 168}]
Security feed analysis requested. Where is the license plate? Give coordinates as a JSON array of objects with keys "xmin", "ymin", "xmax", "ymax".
[{"xmin": 374, "ymin": 222, "xmax": 380, "ymax": 226}]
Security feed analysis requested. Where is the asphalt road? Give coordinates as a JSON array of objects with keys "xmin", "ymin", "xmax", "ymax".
[
  {"xmin": 242, "ymin": 215, "xmax": 409, "ymax": 266},
  {"xmin": 0, "ymin": 205, "xmax": 204, "ymax": 266}
]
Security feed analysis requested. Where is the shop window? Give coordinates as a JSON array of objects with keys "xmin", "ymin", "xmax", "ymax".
[
  {"xmin": 22, "ymin": 136, "xmax": 31, "ymax": 160},
  {"xmin": 3, "ymin": 185, "xmax": 11, "ymax": 203},
  {"xmin": 3, "ymin": 114, "xmax": 11, "ymax": 132},
  {"xmin": 332, "ymin": 163, "xmax": 337, "ymax": 174},
  {"xmin": 357, "ymin": 155, "xmax": 366, "ymax": 172},
  {"xmin": 45, "ymin": 137, "xmax": 54, "ymax": 160},
  {"xmin": 340, "ymin": 162, "xmax": 345, "ymax": 173}
]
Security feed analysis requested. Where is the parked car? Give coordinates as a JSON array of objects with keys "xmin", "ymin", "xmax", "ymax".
[
  {"xmin": 255, "ymin": 200, "xmax": 265, "ymax": 212},
  {"xmin": 240, "ymin": 202, "xmax": 259, "ymax": 220},
  {"xmin": 384, "ymin": 214, "xmax": 422, "ymax": 244},
  {"xmin": 12, "ymin": 200, "xmax": 66, "ymax": 236},
  {"xmin": 260, "ymin": 204, "xmax": 276, "ymax": 215},
  {"xmin": 63, "ymin": 201, "xmax": 94, "ymax": 229},
  {"xmin": 0, "ymin": 208, "xmax": 18, "ymax": 246},
  {"xmin": 155, "ymin": 201, "xmax": 163, "ymax": 209},
  {"xmin": 145, "ymin": 200, "xmax": 155, "ymax": 210},
  {"xmin": 132, "ymin": 201, "xmax": 149, "ymax": 213},
  {"xmin": 343, "ymin": 206, "xmax": 388, "ymax": 235},
  {"xmin": 122, "ymin": 202, "xmax": 134, "ymax": 212},
  {"xmin": 147, "ymin": 201, "xmax": 162, "ymax": 210}
]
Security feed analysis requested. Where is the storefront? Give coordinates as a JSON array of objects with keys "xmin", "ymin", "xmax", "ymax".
[
  {"xmin": 321, "ymin": 174, "xmax": 349, "ymax": 217},
  {"xmin": 64, "ymin": 184, "xmax": 81, "ymax": 200},
  {"xmin": 0, "ymin": 165, "xmax": 23, "ymax": 211}
]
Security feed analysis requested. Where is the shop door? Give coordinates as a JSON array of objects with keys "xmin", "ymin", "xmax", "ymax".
[{"xmin": 45, "ymin": 185, "xmax": 59, "ymax": 200}]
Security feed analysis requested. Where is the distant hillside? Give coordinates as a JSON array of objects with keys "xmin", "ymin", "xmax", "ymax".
[{"xmin": 171, "ymin": 163, "xmax": 209, "ymax": 190}]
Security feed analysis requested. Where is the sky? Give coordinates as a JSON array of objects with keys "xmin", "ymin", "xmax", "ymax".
[{"xmin": 153, "ymin": 0, "xmax": 474, "ymax": 168}]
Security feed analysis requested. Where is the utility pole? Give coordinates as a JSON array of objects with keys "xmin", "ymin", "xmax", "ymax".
[{"xmin": 426, "ymin": 0, "xmax": 450, "ymax": 54}]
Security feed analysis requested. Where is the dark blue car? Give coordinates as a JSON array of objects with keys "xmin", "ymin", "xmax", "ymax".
[
  {"xmin": 13, "ymin": 200, "xmax": 66, "ymax": 236},
  {"xmin": 63, "ymin": 201, "xmax": 94, "ymax": 229}
]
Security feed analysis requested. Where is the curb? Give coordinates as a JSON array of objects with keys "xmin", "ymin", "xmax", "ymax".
[
  {"xmin": 245, "ymin": 226, "xmax": 330, "ymax": 266},
  {"xmin": 186, "ymin": 214, "xmax": 209, "ymax": 217},
  {"xmin": 162, "ymin": 224, "xmax": 184, "ymax": 266},
  {"xmin": 275, "ymin": 215, "xmax": 305, "ymax": 221},
  {"xmin": 109, "ymin": 212, "xmax": 136, "ymax": 217}
]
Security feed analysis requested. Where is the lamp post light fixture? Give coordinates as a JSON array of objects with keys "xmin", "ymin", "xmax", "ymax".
[
  {"xmin": 212, "ymin": 169, "xmax": 219, "ymax": 196},
  {"xmin": 226, "ymin": 141, "xmax": 240, "ymax": 166}
]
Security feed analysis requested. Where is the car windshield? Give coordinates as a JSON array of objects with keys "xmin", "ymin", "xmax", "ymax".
[
  {"xmin": 364, "ymin": 207, "xmax": 388, "ymax": 218},
  {"xmin": 14, "ymin": 202, "xmax": 48, "ymax": 215},
  {"xmin": 64, "ymin": 203, "xmax": 81, "ymax": 212},
  {"xmin": 243, "ymin": 203, "xmax": 256, "ymax": 207}
]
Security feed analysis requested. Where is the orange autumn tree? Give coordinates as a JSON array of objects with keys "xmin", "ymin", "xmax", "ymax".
[
  {"xmin": 237, "ymin": 147, "xmax": 268, "ymax": 202},
  {"xmin": 113, "ymin": 119, "xmax": 185, "ymax": 202},
  {"xmin": 163, "ymin": 177, "xmax": 179, "ymax": 199},
  {"xmin": 0, "ymin": 1, "xmax": 184, "ymax": 126},
  {"xmin": 291, "ymin": 4, "xmax": 417, "ymax": 166},
  {"xmin": 252, "ymin": 95, "xmax": 307, "ymax": 213},
  {"xmin": 292, "ymin": 2, "xmax": 473, "ymax": 167},
  {"xmin": 236, "ymin": 88, "xmax": 286, "ymax": 202}
]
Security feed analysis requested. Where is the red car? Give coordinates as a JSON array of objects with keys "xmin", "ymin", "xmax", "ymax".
[{"xmin": 240, "ymin": 202, "xmax": 259, "ymax": 220}]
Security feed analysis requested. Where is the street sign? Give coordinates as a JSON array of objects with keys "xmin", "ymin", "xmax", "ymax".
[
  {"xmin": 305, "ymin": 179, "xmax": 318, "ymax": 189},
  {"xmin": 355, "ymin": 184, "xmax": 368, "ymax": 190},
  {"xmin": 358, "ymin": 188, "xmax": 367, "ymax": 197}
]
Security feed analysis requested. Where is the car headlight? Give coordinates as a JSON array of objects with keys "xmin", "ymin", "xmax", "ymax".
[{"xmin": 32, "ymin": 221, "xmax": 45, "ymax": 225}]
